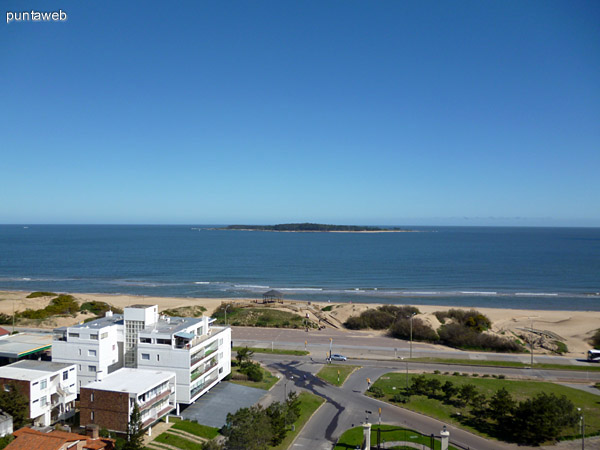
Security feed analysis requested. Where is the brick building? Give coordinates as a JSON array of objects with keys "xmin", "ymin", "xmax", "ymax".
[{"xmin": 79, "ymin": 368, "xmax": 176, "ymax": 433}]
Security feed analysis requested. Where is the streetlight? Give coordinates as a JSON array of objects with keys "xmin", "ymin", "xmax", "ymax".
[
  {"xmin": 400, "ymin": 357, "xmax": 408, "ymax": 390},
  {"xmin": 408, "ymin": 313, "xmax": 416, "ymax": 359},
  {"xmin": 528, "ymin": 316, "xmax": 538, "ymax": 367},
  {"xmin": 224, "ymin": 304, "xmax": 231, "ymax": 325},
  {"xmin": 577, "ymin": 407, "xmax": 585, "ymax": 450},
  {"xmin": 329, "ymin": 337, "xmax": 333, "ymax": 361}
]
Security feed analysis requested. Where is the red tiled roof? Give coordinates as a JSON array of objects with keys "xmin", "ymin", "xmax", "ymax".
[
  {"xmin": 8, "ymin": 427, "xmax": 114, "ymax": 450},
  {"xmin": 0, "ymin": 327, "xmax": 10, "ymax": 336}
]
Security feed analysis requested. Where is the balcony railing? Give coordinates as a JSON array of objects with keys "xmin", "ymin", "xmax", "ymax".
[{"xmin": 191, "ymin": 360, "xmax": 218, "ymax": 382}]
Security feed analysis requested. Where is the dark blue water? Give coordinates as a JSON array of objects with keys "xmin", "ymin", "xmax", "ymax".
[{"xmin": 1, "ymin": 225, "xmax": 599, "ymax": 310}]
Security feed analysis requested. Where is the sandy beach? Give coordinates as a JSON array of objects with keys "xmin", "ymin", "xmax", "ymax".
[{"xmin": 0, "ymin": 290, "xmax": 597, "ymax": 357}]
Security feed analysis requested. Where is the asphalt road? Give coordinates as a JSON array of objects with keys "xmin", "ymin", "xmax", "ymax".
[{"xmin": 256, "ymin": 354, "xmax": 523, "ymax": 450}]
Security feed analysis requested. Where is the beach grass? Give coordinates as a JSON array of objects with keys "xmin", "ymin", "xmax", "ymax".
[
  {"xmin": 410, "ymin": 357, "xmax": 600, "ymax": 372},
  {"xmin": 369, "ymin": 372, "xmax": 600, "ymax": 441},
  {"xmin": 233, "ymin": 346, "xmax": 309, "ymax": 356},
  {"xmin": 317, "ymin": 365, "xmax": 359, "ymax": 386},
  {"xmin": 214, "ymin": 307, "xmax": 310, "ymax": 329},
  {"xmin": 334, "ymin": 425, "xmax": 460, "ymax": 450},
  {"xmin": 271, "ymin": 392, "xmax": 325, "ymax": 450}
]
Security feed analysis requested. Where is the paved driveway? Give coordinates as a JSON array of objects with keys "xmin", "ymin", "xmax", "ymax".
[{"xmin": 181, "ymin": 381, "xmax": 266, "ymax": 428}]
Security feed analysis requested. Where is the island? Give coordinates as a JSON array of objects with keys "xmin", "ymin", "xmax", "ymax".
[{"xmin": 219, "ymin": 223, "xmax": 415, "ymax": 232}]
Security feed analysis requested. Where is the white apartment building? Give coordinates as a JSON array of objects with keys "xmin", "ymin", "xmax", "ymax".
[
  {"xmin": 0, "ymin": 360, "xmax": 77, "ymax": 426},
  {"xmin": 53, "ymin": 312, "xmax": 123, "ymax": 391},
  {"xmin": 52, "ymin": 304, "xmax": 231, "ymax": 406}
]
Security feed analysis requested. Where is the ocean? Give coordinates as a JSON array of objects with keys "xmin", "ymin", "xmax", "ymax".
[{"xmin": 0, "ymin": 225, "xmax": 599, "ymax": 311}]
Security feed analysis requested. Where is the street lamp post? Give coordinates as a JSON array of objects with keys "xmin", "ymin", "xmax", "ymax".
[
  {"xmin": 224, "ymin": 304, "xmax": 231, "ymax": 325},
  {"xmin": 408, "ymin": 313, "xmax": 416, "ymax": 359},
  {"xmin": 577, "ymin": 408, "xmax": 585, "ymax": 450}
]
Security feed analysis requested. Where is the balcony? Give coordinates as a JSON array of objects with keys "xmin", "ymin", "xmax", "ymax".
[
  {"xmin": 190, "ymin": 359, "xmax": 218, "ymax": 382},
  {"xmin": 139, "ymin": 389, "xmax": 172, "ymax": 412}
]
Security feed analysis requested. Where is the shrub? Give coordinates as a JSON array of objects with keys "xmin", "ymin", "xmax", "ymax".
[
  {"xmin": 241, "ymin": 363, "xmax": 264, "ymax": 382},
  {"xmin": 80, "ymin": 301, "xmax": 122, "ymax": 316},
  {"xmin": 437, "ymin": 323, "xmax": 521, "ymax": 352},
  {"xmin": 391, "ymin": 393, "xmax": 409, "ymax": 403},
  {"xmin": 434, "ymin": 309, "xmax": 491, "ymax": 331},
  {"xmin": 553, "ymin": 340, "xmax": 568, "ymax": 354},
  {"xmin": 344, "ymin": 305, "xmax": 421, "ymax": 330},
  {"xmin": 388, "ymin": 318, "xmax": 438, "ymax": 342},
  {"xmin": 321, "ymin": 305, "xmax": 333, "ymax": 312},
  {"xmin": 591, "ymin": 329, "xmax": 600, "ymax": 349},
  {"xmin": 26, "ymin": 291, "xmax": 57, "ymax": 298},
  {"xmin": 344, "ymin": 316, "xmax": 367, "ymax": 330},
  {"xmin": 369, "ymin": 386, "xmax": 384, "ymax": 398}
]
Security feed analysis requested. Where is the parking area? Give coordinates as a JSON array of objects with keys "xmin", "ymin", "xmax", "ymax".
[{"xmin": 181, "ymin": 382, "xmax": 266, "ymax": 428}]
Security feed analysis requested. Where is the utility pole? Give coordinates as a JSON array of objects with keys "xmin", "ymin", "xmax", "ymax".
[{"xmin": 409, "ymin": 313, "xmax": 416, "ymax": 359}]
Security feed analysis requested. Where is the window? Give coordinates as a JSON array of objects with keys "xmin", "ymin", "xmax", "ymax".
[
  {"xmin": 3, "ymin": 385, "xmax": 9, "ymax": 392},
  {"xmin": 78, "ymin": 349, "xmax": 82, "ymax": 356},
  {"xmin": 140, "ymin": 337, "xmax": 151, "ymax": 344},
  {"xmin": 112, "ymin": 344, "xmax": 116, "ymax": 351},
  {"xmin": 91, "ymin": 393, "xmax": 94, "ymax": 402},
  {"xmin": 157, "ymin": 339, "xmax": 171, "ymax": 345},
  {"xmin": 70, "ymin": 367, "xmax": 75, "ymax": 371},
  {"xmin": 141, "ymin": 353, "xmax": 150, "ymax": 360},
  {"xmin": 79, "ymin": 365, "xmax": 82, "ymax": 371},
  {"xmin": 68, "ymin": 332, "xmax": 79, "ymax": 338},
  {"xmin": 40, "ymin": 379, "xmax": 47, "ymax": 390},
  {"xmin": 33, "ymin": 382, "xmax": 39, "ymax": 387},
  {"xmin": 90, "ymin": 334, "xmax": 98, "ymax": 340},
  {"xmin": 88, "ymin": 349, "xmax": 97, "ymax": 357},
  {"xmin": 219, "ymin": 367, "xmax": 223, "ymax": 374},
  {"xmin": 40, "ymin": 396, "xmax": 47, "ymax": 407},
  {"xmin": 89, "ymin": 366, "xmax": 97, "ymax": 372},
  {"xmin": 101, "ymin": 332, "xmax": 108, "ymax": 339},
  {"xmin": 157, "ymin": 354, "xmax": 160, "ymax": 362},
  {"xmin": 63, "ymin": 371, "xmax": 68, "ymax": 380},
  {"xmin": 219, "ymin": 338, "xmax": 223, "ymax": 346},
  {"xmin": 91, "ymin": 411, "xmax": 94, "ymax": 421}
]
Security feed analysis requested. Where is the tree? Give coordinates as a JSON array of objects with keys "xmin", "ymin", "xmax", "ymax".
[
  {"xmin": 285, "ymin": 391, "xmax": 301, "ymax": 425},
  {"xmin": 457, "ymin": 383, "xmax": 478, "ymax": 407},
  {"xmin": 441, "ymin": 380, "xmax": 458, "ymax": 403},
  {"xmin": 488, "ymin": 388, "xmax": 516, "ymax": 426},
  {"xmin": 123, "ymin": 403, "xmax": 144, "ymax": 450},
  {"xmin": 0, "ymin": 382, "xmax": 29, "ymax": 428},
  {"xmin": 513, "ymin": 393, "xmax": 578, "ymax": 445},
  {"xmin": 236, "ymin": 347, "xmax": 254, "ymax": 367},
  {"xmin": 266, "ymin": 402, "xmax": 287, "ymax": 445},
  {"xmin": 223, "ymin": 405, "xmax": 273, "ymax": 450}
]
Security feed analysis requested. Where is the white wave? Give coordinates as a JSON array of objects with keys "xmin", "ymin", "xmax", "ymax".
[
  {"xmin": 402, "ymin": 291, "xmax": 441, "ymax": 295},
  {"xmin": 460, "ymin": 291, "xmax": 498, "ymax": 295},
  {"xmin": 233, "ymin": 284, "xmax": 270, "ymax": 289},
  {"xmin": 515, "ymin": 292, "xmax": 559, "ymax": 297},
  {"xmin": 278, "ymin": 288, "xmax": 323, "ymax": 292},
  {"xmin": 194, "ymin": 282, "xmax": 210, "ymax": 285}
]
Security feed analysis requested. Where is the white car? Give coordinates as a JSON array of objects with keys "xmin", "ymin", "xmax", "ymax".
[{"xmin": 330, "ymin": 354, "xmax": 347, "ymax": 361}]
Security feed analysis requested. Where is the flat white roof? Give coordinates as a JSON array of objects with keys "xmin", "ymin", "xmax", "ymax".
[
  {"xmin": 0, "ymin": 332, "xmax": 52, "ymax": 358},
  {"xmin": 0, "ymin": 360, "xmax": 74, "ymax": 382},
  {"xmin": 84, "ymin": 368, "xmax": 175, "ymax": 395}
]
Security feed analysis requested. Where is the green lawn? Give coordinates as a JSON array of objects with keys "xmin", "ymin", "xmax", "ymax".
[
  {"xmin": 229, "ymin": 364, "xmax": 279, "ymax": 390},
  {"xmin": 215, "ymin": 307, "xmax": 309, "ymax": 328},
  {"xmin": 233, "ymin": 346, "xmax": 309, "ymax": 356},
  {"xmin": 334, "ymin": 425, "xmax": 460, "ymax": 450},
  {"xmin": 317, "ymin": 365, "xmax": 360, "ymax": 386},
  {"xmin": 154, "ymin": 433, "xmax": 198, "ymax": 450},
  {"xmin": 171, "ymin": 419, "xmax": 219, "ymax": 439},
  {"xmin": 271, "ymin": 392, "xmax": 325, "ymax": 450},
  {"xmin": 369, "ymin": 372, "xmax": 600, "ymax": 441},
  {"xmin": 411, "ymin": 357, "xmax": 600, "ymax": 372}
]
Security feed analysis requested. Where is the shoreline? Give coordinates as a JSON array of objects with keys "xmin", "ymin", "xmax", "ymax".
[{"xmin": 0, "ymin": 290, "xmax": 598, "ymax": 357}]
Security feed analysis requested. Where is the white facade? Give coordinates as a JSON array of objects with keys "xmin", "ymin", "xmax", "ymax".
[
  {"xmin": 0, "ymin": 360, "xmax": 77, "ymax": 427},
  {"xmin": 53, "ymin": 313, "xmax": 123, "ymax": 391},
  {"xmin": 52, "ymin": 305, "xmax": 231, "ymax": 405}
]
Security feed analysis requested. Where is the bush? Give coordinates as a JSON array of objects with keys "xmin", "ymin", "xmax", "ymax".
[
  {"xmin": 434, "ymin": 309, "xmax": 491, "ymax": 332},
  {"xmin": 437, "ymin": 323, "xmax": 521, "ymax": 352},
  {"xmin": 591, "ymin": 329, "xmax": 600, "ymax": 349},
  {"xmin": 553, "ymin": 340, "xmax": 568, "ymax": 354},
  {"xmin": 80, "ymin": 301, "xmax": 122, "ymax": 316},
  {"xmin": 321, "ymin": 305, "xmax": 333, "ymax": 312},
  {"xmin": 240, "ymin": 363, "xmax": 264, "ymax": 382},
  {"xmin": 369, "ymin": 386, "xmax": 384, "ymax": 398},
  {"xmin": 0, "ymin": 314, "xmax": 12, "ymax": 325},
  {"xmin": 388, "ymin": 318, "xmax": 438, "ymax": 342},
  {"xmin": 344, "ymin": 305, "xmax": 420, "ymax": 330},
  {"xmin": 26, "ymin": 291, "xmax": 57, "ymax": 298},
  {"xmin": 391, "ymin": 393, "xmax": 409, "ymax": 403}
]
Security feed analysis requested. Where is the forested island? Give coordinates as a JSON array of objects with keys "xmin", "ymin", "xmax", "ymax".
[{"xmin": 220, "ymin": 223, "xmax": 412, "ymax": 232}]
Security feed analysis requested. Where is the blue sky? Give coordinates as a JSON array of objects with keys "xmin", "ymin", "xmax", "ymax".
[{"xmin": 2, "ymin": 1, "xmax": 599, "ymax": 226}]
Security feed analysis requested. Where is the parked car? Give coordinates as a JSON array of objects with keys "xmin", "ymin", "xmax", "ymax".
[{"xmin": 330, "ymin": 354, "xmax": 347, "ymax": 361}]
